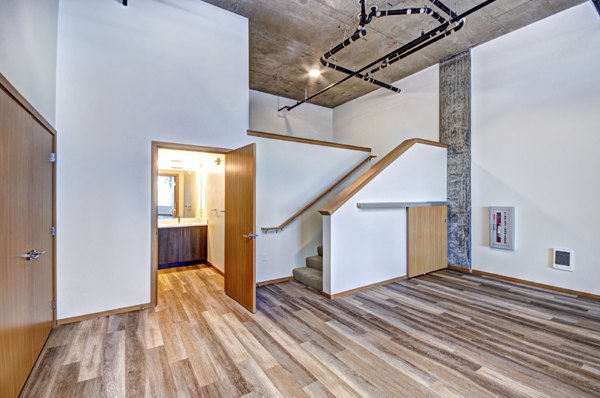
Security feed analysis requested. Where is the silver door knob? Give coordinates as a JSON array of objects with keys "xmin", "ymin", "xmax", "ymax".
[
  {"xmin": 24, "ymin": 250, "xmax": 46, "ymax": 261},
  {"xmin": 242, "ymin": 234, "xmax": 259, "ymax": 239}
]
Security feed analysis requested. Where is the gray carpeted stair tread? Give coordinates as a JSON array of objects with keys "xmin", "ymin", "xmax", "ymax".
[
  {"xmin": 292, "ymin": 267, "xmax": 323, "ymax": 291},
  {"xmin": 317, "ymin": 245, "xmax": 323, "ymax": 257},
  {"xmin": 306, "ymin": 255, "xmax": 323, "ymax": 271}
]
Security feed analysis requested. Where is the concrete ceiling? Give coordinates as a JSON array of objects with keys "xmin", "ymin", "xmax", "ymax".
[{"xmin": 203, "ymin": 0, "xmax": 586, "ymax": 108}]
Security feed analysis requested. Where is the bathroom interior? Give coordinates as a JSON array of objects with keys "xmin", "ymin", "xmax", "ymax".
[{"xmin": 157, "ymin": 148, "xmax": 225, "ymax": 274}]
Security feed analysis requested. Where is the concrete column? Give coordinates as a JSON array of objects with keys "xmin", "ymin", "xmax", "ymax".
[{"xmin": 439, "ymin": 50, "xmax": 471, "ymax": 269}]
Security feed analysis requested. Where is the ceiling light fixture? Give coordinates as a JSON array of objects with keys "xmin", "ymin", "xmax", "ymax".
[{"xmin": 308, "ymin": 69, "xmax": 321, "ymax": 78}]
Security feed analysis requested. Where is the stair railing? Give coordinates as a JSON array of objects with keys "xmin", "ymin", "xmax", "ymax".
[{"xmin": 261, "ymin": 155, "xmax": 376, "ymax": 233}]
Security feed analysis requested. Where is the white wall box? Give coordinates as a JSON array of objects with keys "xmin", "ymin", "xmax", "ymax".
[
  {"xmin": 489, "ymin": 207, "xmax": 515, "ymax": 250},
  {"xmin": 552, "ymin": 249, "xmax": 575, "ymax": 272}
]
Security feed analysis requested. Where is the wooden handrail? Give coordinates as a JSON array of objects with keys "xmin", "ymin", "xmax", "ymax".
[
  {"xmin": 319, "ymin": 139, "xmax": 448, "ymax": 216},
  {"xmin": 248, "ymin": 130, "xmax": 372, "ymax": 152},
  {"xmin": 261, "ymin": 155, "xmax": 376, "ymax": 233}
]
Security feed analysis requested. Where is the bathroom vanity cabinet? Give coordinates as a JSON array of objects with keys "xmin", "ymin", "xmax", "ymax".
[{"xmin": 158, "ymin": 225, "xmax": 207, "ymax": 267}]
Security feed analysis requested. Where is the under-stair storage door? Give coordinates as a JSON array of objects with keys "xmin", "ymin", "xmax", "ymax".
[
  {"xmin": 0, "ymin": 85, "xmax": 54, "ymax": 397},
  {"xmin": 407, "ymin": 206, "xmax": 448, "ymax": 278},
  {"xmin": 225, "ymin": 144, "xmax": 256, "ymax": 313}
]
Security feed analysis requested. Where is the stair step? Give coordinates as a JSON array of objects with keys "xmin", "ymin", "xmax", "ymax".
[
  {"xmin": 317, "ymin": 245, "xmax": 323, "ymax": 257},
  {"xmin": 306, "ymin": 256, "xmax": 323, "ymax": 271},
  {"xmin": 292, "ymin": 267, "xmax": 323, "ymax": 291}
]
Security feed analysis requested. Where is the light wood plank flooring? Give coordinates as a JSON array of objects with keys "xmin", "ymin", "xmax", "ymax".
[{"xmin": 22, "ymin": 266, "xmax": 600, "ymax": 397}]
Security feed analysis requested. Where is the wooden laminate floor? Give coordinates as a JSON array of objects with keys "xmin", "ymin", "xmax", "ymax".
[{"xmin": 22, "ymin": 266, "xmax": 600, "ymax": 397}]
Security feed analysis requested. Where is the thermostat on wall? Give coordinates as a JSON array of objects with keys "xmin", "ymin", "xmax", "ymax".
[{"xmin": 552, "ymin": 248, "xmax": 574, "ymax": 272}]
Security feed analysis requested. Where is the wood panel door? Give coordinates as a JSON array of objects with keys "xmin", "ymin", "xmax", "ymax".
[
  {"xmin": 0, "ymin": 88, "xmax": 54, "ymax": 397},
  {"xmin": 224, "ymin": 144, "xmax": 256, "ymax": 313},
  {"xmin": 407, "ymin": 206, "xmax": 448, "ymax": 278}
]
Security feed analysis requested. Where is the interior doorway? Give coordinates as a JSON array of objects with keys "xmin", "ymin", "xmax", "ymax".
[{"xmin": 150, "ymin": 141, "xmax": 257, "ymax": 313}]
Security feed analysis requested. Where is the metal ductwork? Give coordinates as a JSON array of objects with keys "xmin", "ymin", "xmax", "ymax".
[{"xmin": 281, "ymin": 0, "xmax": 498, "ymax": 112}]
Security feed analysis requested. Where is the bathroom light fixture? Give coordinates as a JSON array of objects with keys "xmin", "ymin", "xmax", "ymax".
[{"xmin": 308, "ymin": 69, "xmax": 321, "ymax": 78}]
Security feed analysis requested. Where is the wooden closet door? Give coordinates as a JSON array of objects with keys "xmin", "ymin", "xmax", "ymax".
[
  {"xmin": 0, "ymin": 87, "xmax": 54, "ymax": 397},
  {"xmin": 407, "ymin": 206, "xmax": 448, "ymax": 278},
  {"xmin": 29, "ymin": 121, "xmax": 55, "ymax": 361},
  {"xmin": 0, "ymin": 88, "xmax": 34, "ymax": 398}
]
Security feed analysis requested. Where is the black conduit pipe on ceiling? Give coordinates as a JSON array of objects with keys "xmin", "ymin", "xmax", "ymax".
[
  {"xmin": 279, "ymin": 0, "xmax": 498, "ymax": 112},
  {"xmin": 429, "ymin": 0, "xmax": 458, "ymax": 18},
  {"xmin": 319, "ymin": 1, "xmax": 453, "ymax": 95},
  {"xmin": 368, "ymin": 18, "xmax": 466, "ymax": 75}
]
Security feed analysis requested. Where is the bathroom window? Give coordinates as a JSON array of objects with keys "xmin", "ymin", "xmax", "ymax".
[{"xmin": 158, "ymin": 173, "xmax": 179, "ymax": 217}]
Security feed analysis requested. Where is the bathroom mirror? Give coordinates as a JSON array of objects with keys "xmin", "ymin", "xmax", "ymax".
[{"xmin": 157, "ymin": 171, "xmax": 199, "ymax": 218}]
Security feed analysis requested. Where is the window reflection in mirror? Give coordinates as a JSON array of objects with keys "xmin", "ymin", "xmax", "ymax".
[{"xmin": 158, "ymin": 173, "xmax": 179, "ymax": 218}]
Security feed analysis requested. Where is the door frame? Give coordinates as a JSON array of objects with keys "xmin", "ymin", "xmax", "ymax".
[
  {"xmin": 150, "ymin": 141, "xmax": 231, "ymax": 307},
  {"xmin": 0, "ymin": 74, "xmax": 57, "ymax": 326}
]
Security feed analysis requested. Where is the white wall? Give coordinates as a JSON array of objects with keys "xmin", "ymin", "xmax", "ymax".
[
  {"xmin": 472, "ymin": 3, "xmax": 600, "ymax": 295},
  {"xmin": 325, "ymin": 144, "xmax": 447, "ymax": 294},
  {"xmin": 56, "ymin": 0, "xmax": 248, "ymax": 319},
  {"xmin": 256, "ymin": 138, "xmax": 370, "ymax": 282},
  {"xmin": 333, "ymin": 65, "xmax": 439, "ymax": 158},
  {"xmin": 0, "ymin": 0, "xmax": 59, "ymax": 125},
  {"xmin": 250, "ymin": 90, "xmax": 333, "ymax": 140}
]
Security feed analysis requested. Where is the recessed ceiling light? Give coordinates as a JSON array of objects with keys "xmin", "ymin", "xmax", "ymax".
[{"xmin": 308, "ymin": 69, "xmax": 321, "ymax": 78}]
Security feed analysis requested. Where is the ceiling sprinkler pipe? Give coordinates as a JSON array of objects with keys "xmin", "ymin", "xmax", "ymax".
[
  {"xmin": 377, "ymin": 7, "xmax": 447, "ymax": 24},
  {"xmin": 319, "ymin": 4, "xmax": 450, "ymax": 94},
  {"xmin": 429, "ymin": 0, "xmax": 458, "ymax": 18},
  {"xmin": 320, "ymin": 25, "xmax": 401, "ymax": 92},
  {"xmin": 280, "ymin": 0, "xmax": 495, "ymax": 111},
  {"xmin": 320, "ymin": 57, "xmax": 401, "ymax": 93},
  {"xmin": 368, "ymin": 18, "xmax": 465, "ymax": 75},
  {"xmin": 381, "ymin": 19, "xmax": 466, "ymax": 69}
]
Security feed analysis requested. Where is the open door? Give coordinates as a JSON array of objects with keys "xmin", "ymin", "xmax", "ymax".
[{"xmin": 224, "ymin": 144, "xmax": 256, "ymax": 313}]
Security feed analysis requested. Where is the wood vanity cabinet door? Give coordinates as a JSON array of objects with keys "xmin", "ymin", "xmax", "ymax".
[
  {"xmin": 180, "ymin": 226, "xmax": 204, "ymax": 263},
  {"xmin": 158, "ymin": 228, "xmax": 180, "ymax": 265},
  {"xmin": 198, "ymin": 226, "xmax": 207, "ymax": 261}
]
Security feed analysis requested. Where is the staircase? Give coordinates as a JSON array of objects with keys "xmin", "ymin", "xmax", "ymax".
[{"xmin": 292, "ymin": 245, "xmax": 323, "ymax": 291}]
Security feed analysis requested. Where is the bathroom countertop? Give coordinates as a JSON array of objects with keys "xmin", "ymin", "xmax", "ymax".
[{"xmin": 158, "ymin": 219, "xmax": 208, "ymax": 228}]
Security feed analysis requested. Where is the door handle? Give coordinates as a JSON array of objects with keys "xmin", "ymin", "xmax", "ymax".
[
  {"xmin": 242, "ymin": 234, "xmax": 259, "ymax": 239},
  {"xmin": 24, "ymin": 250, "xmax": 46, "ymax": 261}
]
